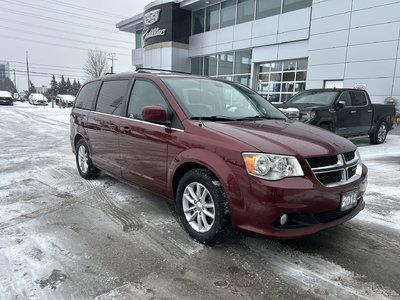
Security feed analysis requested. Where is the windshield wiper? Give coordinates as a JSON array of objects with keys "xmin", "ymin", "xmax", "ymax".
[
  {"xmin": 236, "ymin": 116, "xmax": 286, "ymax": 121},
  {"xmin": 189, "ymin": 115, "xmax": 237, "ymax": 121}
]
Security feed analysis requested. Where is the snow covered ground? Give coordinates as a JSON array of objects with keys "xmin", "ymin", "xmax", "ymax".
[{"xmin": 0, "ymin": 102, "xmax": 399, "ymax": 299}]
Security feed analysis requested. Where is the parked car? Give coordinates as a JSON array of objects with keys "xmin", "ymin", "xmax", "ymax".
[
  {"xmin": 70, "ymin": 72, "xmax": 368, "ymax": 244},
  {"xmin": 56, "ymin": 94, "xmax": 75, "ymax": 107},
  {"xmin": 0, "ymin": 90, "xmax": 14, "ymax": 105},
  {"xmin": 275, "ymin": 89, "xmax": 395, "ymax": 144},
  {"xmin": 28, "ymin": 93, "xmax": 48, "ymax": 105}
]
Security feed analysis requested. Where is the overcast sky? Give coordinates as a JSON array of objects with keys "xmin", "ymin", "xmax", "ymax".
[{"xmin": 0, "ymin": 0, "xmax": 154, "ymax": 91}]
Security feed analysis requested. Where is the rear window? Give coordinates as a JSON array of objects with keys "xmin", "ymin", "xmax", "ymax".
[
  {"xmin": 75, "ymin": 81, "xmax": 100, "ymax": 110},
  {"xmin": 95, "ymin": 80, "xmax": 129, "ymax": 115},
  {"xmin": 351, "ymin": 91, "xmax": 367, "ymax": 106}
]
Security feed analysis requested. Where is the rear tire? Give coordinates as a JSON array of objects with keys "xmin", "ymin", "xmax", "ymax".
[
  {"xmin": 369, "ymin": 121, "xmax": 388, "ymax": 144},
  {"xmin": 176, "ymin": 168, "xmax": 231, "ymax": 245},
  {"xmin": 75, "ymin": 139, "xmax": 100, "ymax": 179}
]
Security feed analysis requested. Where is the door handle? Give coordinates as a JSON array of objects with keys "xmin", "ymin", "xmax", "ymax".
[
  {"xmin": 350, "ymin": 111, "xmax": 357, "ymax": 114},
  {"xmin": 367, "ymin": 110, "xmax": 372, "ymax": 113}
]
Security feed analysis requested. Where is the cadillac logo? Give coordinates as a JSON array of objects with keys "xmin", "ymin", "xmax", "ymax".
[{"xmin": 144, "ymin": 9, "xmax": 161, "ymax": 26}]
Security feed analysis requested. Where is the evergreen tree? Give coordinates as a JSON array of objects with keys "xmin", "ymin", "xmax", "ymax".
[
  {"xmin": 49, "ymin": 75, "xmax": 58, "ymax": 97},
  {"xmin": 65, "ymin": 78, "xmax": 72, "ymax": 95},
  {"xmin": 29, "ymin": 81, "xmax": 36, "ymax": 93},
  {"xmin": 71, "ymin": 80, "xmax": 79, "ymax": 95},
  {"xmin": 58, "ymin": 75, "xmax": 67, "ymax": 94}
]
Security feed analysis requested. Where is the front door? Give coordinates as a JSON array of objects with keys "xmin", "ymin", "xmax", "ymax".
[{"xmin": 119, "ymin": 79, "xmax": 172, "ymax": 194}]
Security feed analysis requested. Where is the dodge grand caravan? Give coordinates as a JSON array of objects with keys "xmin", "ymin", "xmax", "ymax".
[{"xmin": 70, "ymin": 71, "xmax": 368, "ymax": 244}]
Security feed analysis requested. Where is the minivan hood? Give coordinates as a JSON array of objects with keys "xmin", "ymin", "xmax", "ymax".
[{"xmin": 204, "ymin": 119, "xmax": 355, "ymax": 157}]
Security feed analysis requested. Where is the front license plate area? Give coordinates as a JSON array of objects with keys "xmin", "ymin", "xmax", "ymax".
[{"xmin": 341, "ymin": 190, "xmax": 358, "ymax": 211}]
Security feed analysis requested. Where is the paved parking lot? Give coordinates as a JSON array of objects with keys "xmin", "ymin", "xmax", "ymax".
[{"xmin": 0, "ymin": 103, "xmax": 399, "ymax": 299}]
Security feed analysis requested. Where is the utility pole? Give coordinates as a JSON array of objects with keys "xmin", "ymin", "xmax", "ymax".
[
  {"xmin": 12, "ymin": 68, "xmax": 16, "ymax": 89},
  {"xmin": 107, "ymin": 53, "xmax": 117, "ymax": 73},
  {"xmin": 26, "ymin": 51, "xmax": 31, "ymax": 92}
]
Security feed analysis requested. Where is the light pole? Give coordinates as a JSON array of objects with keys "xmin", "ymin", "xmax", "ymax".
[{"xmin": 107, "ymin": 53, "xmax": 117, "ymax": 73}]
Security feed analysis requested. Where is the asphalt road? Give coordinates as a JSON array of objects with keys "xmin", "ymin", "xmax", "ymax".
[{"xmin": 0, "ymin": 104, "xmax": 399, "ymax": 300}]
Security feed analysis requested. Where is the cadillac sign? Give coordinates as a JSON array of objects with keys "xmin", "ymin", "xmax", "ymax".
[
  {"xmin": 143, "ymin": 8, "xmax": 166, "ymax": 42},
  {"xmin": 144, "ymin": 9, "xmax": 161, "ymax": 26}
]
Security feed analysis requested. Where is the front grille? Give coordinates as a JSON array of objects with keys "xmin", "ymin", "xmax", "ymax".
[
  {"xmin": 307, "ymin": 155, "xmax": 338, "ymax": 168},
  {"xmin": 307, "ymin": 152, "xmax": 360, "ymax": 187},
  {"xmin": 343, "ymin": 151, "xmax": 355, "ymax": 162},
  {"xmin": 315, "ymin": 171, "xmax": 342, "ymax": 185}
]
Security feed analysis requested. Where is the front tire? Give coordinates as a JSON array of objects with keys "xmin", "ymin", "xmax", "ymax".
[
  {"xmin": 75, "ymin": 139, "xmax": 100, "ymax": 179},
  {"xmin": 369, "ymin": 121, "xmax": 388, "ymax": 144},
  {"xmin": 176, "ymin": 168, "xmax": 231, "ymax": 245}
]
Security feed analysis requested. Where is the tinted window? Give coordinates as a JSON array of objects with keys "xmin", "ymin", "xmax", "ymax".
[
  {"xmin": 282, "ymin": 0, "xmax": 312, "ymax": 13},
  {"xmin": 95, "ymin": 80, "xmax": 129, "ymax": 115},
  {"xmin": 234, "ymin": 50, "xmax": 252, "ymax": 74},
  {"xmin": 192, "ymin": 9, "xmax": 205, "ymax": 34},
  {"xmin": 351, "ymin": 91, "xmax": 367, "ymax": 106},
  {"xmin": 218, "ymin": 52, "xmax": 234, "ymax": 75},
  {"xmin": 220, "ymin": 0, "xmax": 236, "ymax": 28},
  {"xmin": 206, "ymin": 4, "xmax": 220, "ymax": 31},
  {"xmin": 256, "ymin": 0, "xmax": 281, "ymax": 19},
  {"xmin": 237, "ymin": 0, "xmax": 255, "ymax": 24},
  {"xmin": 75, "ymin": 81, "xmax": 100, "ymax": 110},
  {"xmin": 338, "ymin": 91, "xmax": 352, "ymax": 106},
  {"xmin": 127, "ymin": 80, "xmax": 168, "ymax": 120},
  {"xmin": 191, "ymin": 57, "xmax": 203, "ymax": 75}
]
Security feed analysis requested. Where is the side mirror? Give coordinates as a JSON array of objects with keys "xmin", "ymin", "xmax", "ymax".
[
  {"xmin": 337, "ymin": 101, "xmax": 346, "ymax": 109},
  {"xmin": 141, "ymin": 105, "xmax": 168, "ymax": 125}
]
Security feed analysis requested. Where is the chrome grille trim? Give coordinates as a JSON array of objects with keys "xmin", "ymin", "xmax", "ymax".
[{"xmin": 307, "ymin": 152, "xmax": 361, "ymax": 187}]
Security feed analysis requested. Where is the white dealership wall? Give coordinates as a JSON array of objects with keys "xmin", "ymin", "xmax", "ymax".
[
  {"xmin": 118, "ymin": 0, "xmax": 400, "ymax": 104},
  {"xmin": 308, "ymin": 0, "xmax": 400, "ymax": 103}
]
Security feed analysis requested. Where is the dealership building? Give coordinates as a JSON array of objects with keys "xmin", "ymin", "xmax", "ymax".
[{"xmin": 116, "ymin": 0, "xmax": 400, "ymax": 103}]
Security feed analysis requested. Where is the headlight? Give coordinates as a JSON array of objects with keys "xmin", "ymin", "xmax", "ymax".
[
  {"xmin": 242, "ymin": 153, "xmax": 304, "ymax": 180},
  {"xmin": 301, "ymin": 111, "xmax": 316, "ymax": 122}
]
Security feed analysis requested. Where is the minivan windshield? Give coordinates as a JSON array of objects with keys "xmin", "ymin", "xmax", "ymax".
[
  {"xmin": 286, "ymin": 90, "xmax": 339, "ymax": 105},
  {"xmin": 162, "ymin": 78, "xmax": 286, "ymax": 120}
]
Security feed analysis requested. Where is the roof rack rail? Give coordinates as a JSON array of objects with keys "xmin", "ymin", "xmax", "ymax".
[
  {"xmin": 135, "ymin": 67, "xmax": 191, "ymax": 75},
  {"xmin": 105, "ymin": 72, "xmax": 115, "ymax": 75}
]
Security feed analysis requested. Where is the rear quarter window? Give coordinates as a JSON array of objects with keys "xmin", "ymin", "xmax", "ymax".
[
  {"xmin": 95, "ymin": 80, "xmax": 129, "ymax": 115},
  {"xmin": 75, "ymin": 81, "xmax": 100, "ymax": 110}
]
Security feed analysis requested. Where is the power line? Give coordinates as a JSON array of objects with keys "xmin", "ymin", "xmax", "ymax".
[
  {"xmin": 0, "ymin": 18, "xmax": 132, "ymax": 45},
  {"xmin": 38, "ymin": 0, "xmax": 131, "ymax": 20},
  {"xmin": 13, "ymin": 69, "xmax": 85, "ymax": 78},
  {"xmin": 0, "ymin": 34, "xmax": 131, "ymax": 57},
  {"xmin": 0, "ymin": 25, "xmax": 132, "ymax": 50},
  {"xmin": 9, "ymin": 61, "xmax": 84, "ymax": 71},
  {"xmin": 11, "ymin": 64, "xmax": 84, "ymax": 74},
  {"xmin": 13, "ymin": 69, "xmax": 85, "ymax": 81},
  {"xmin": 0, "ymin": 7, "xmax": 130, "ymax": 36},
  {"xmin": 0, "ymin": 0, "xmax": 118, "ymax": 25}
]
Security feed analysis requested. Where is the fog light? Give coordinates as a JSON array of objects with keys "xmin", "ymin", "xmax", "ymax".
[{"xmin": 280, "ymin": 214, "xmax": 288, "ymax": 225}]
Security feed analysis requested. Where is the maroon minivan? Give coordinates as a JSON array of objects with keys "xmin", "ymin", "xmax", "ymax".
[{"xmin": 70, "ymin": 71, "xmax": 368, "ymax": 244}]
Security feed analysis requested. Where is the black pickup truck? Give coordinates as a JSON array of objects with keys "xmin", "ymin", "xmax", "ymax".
[{"xmin": 275, "ymin": 88, "xmax": 395, "ymax": 144}]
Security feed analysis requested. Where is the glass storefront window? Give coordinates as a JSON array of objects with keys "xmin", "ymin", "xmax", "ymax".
[
  {"xmin": 218, "ymin": 52, "xmax": 234, "ymax": 75},
  {"xmin": 282, "ymin": 0, "xmax": 312, "ymax": 14},
  {"xmin": 234, "ymin": 75, "xmax": 251, "ymax": 87},
  {"xmin": 192, "ymin": 9, "xmax": 205, "ymax": 34},
  {"xmin": 256, "ymin": 0, "xmax": 281, "ymax": 19},
  {"xmin": 206, "ymin": 4, "xmax": 220, "ymax": 32},
  {"xmin": 257, "ymin": 58, "xmax": 308, "ymax": 102},
  {"xmin": 191, "ymin": 57, "xmax": 204, "ymax": 75},
  {"xmin": 234, "ymin": 50, "xmax": 252, "ymax": 74},
  {"xmin": 135, "ymin": 30, "xmax": 142, "ymax": 49},
  {"xmin": 204, "ymin": 55, "xmax": 217, "ymax": 76},
  {"xmin": 237, "ymin": 0, "xmax": 255, "ymax": 24},
  {"xmin": 220, "ymin": 0, "xmax": 236, "ymax": 28}
]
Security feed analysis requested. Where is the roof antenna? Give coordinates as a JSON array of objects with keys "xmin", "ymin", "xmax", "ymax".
[{"xmin": 198, "ymin": 116, "xmax": 203, "ymax": 127}]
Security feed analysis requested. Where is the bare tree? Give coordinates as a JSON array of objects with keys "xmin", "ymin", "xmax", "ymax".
[{"xmin": 83, "ymin": 49, "xmax": 109, "ymax": 78}]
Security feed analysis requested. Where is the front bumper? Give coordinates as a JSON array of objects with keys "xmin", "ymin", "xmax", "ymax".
[{"xmin": 232, "ymin": 165, "xmax": 368, "ymax": 239}]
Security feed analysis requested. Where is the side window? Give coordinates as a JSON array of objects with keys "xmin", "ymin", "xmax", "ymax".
[
  {"xmin": 351, "ymin": 91, "xmax": 367, "ymax": 106},
  {"xmin": 338, "ymin": 91, "xmax": 352, "ymax": 106},
  {"xmin": 127, "ymin": 80, "xmax": 168, "ymax": 120},
  {"xmin": 75, "ymin": 81, "xmax": 100, "ymax": 110},
  {"xmin": 95, "ymin": 80, "xmax": 129, "ymax": 115}
]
